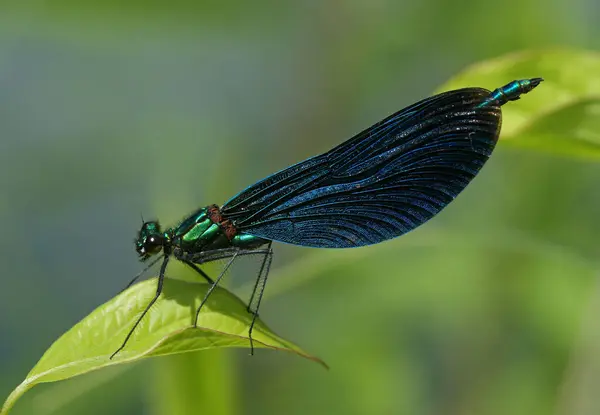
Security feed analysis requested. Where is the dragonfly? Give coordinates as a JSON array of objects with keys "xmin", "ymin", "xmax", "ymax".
[{"xmin": 111, "ymin": 78, "xmax": 543, "ymax": 359}]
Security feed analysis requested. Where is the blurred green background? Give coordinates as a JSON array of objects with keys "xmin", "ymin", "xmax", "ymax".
[{"xmin": 1, "ymin": 1, "xmax": 600, "ymax": 414}]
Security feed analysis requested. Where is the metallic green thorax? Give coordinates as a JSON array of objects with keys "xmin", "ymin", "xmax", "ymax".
[
  {"xmin": 171, "ymin": 206, "xmax": 262, "ymax": 251},
  {"xmin": 135, "ymin": 206, "xmax": 266, "ymax": 262}
]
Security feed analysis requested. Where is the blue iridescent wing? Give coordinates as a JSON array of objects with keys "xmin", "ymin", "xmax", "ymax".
[{"xmin": 222, "ymin": 87, "xmax": 501, "ymax": 248}]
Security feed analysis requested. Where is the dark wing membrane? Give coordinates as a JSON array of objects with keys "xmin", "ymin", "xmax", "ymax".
[{"xmin": 222, "ymin": 88, "xmax": 501, "ymax": 248}]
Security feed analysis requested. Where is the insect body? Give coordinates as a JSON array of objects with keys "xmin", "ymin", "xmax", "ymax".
[{"xmin": 112, "ymin": 78, "xmax": 543, "ymax": 358}]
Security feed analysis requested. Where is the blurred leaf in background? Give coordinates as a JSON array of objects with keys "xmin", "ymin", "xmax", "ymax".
[{"xmin": 1, "ymin": 1, "xmax": 600, "ymax": 415}]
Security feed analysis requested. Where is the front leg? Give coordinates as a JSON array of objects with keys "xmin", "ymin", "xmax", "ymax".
[
  {"xmin": 111, "ymin": 255, "xmax": 170, "ymax": 359},
  {"xmin": 119, "ymin": 255, "xmax": 163, "ymax": 293}
]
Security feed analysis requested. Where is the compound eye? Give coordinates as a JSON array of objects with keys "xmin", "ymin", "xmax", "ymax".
[
  {"xmin": 144, "ymin": 235, "xmax": 163, "ymax": 254},
  {"xmin": 135, "ymin": 221, "xmax": 163, "ymax": 259}
]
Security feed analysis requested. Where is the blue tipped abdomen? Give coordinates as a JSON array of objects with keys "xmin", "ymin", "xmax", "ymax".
[{"xmin": 478, "ymin": 78, "xmax": 543, "ymax": 108}]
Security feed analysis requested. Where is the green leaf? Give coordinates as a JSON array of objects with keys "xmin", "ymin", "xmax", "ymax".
[
  {"xmin": 438, "ymin": 49, "xmax": 600, "ymax": 159},
  {"xmin": 1, "ymin": 278, "xmax": 326, "ymax": 415}
]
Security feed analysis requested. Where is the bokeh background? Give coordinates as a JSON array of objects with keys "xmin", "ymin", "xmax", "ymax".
[{"xmin": 1, "ymin": 1, "xmax": 600, "ymax": 414}]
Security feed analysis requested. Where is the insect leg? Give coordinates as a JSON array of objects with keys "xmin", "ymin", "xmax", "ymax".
[
  {"xmin": 193, "ymin": 251, "xmax": 239, "ymax": 327},
  {"xmin": 120, "ymin": 255, "xmax": 163, "ymax": 293},
  {"xmin": 246, "ymin": 241, "xmax": 273, "ymax": 355},
  {"xmin": 183, "ymin": 247, "xmax": 270, "ymax": 265},
  {"xmin": 182, "ymin": 260, "xmax": 215, "ymax": 284},
  {"xmin": 110, "ymin": 255, "xmax": 170, "ymax": 359}
]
